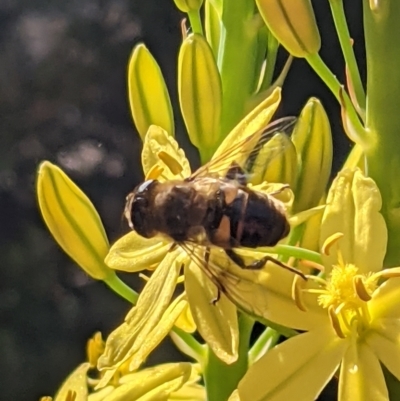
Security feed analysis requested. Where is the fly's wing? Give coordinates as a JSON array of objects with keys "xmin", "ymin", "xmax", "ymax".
[
  {"xmin": 189, "ymin": 116, "xmax": 297, "ymax": 181},
  {"xmin": 179, "ymin": 243, "xmax": 271, "ymax": 319}
]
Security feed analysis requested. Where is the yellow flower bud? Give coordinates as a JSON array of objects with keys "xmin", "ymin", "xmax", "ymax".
[
  {"xmin": 292, "ymin": 98, "xmax": 332, "ymax": 212},
  {"xmin": 173, "ymin": 0, "xmax": 203, "ymax": 12},
  {"xmin": 37, "ymin": 161, "xmax": 113, "ymax": 280},
  {"xmin": 256, "ymin": 0, "xmax": 321, "ymax": 58},
  {"xmin": 178, "ymin": 33, "xmax": 222, "ymax": 160},
  {"xmin": 128, "ymin": 44, "xmax": 174, "ymax": 139},
  {"xmin": 249, "ymin": 132, "xmax": 298, "ymax": 187}
]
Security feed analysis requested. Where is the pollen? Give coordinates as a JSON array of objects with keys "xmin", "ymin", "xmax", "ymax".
[
  {"xmin": 318, "ymin": 263, "xmax": 360, "ymax": 309},
  {"xmin": 302, "ymin": 261, "xmax": 379, "ymax": 338}
]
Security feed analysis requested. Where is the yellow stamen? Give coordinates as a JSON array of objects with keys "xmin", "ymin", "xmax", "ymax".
[
  {"xmin": 292, "ymin": 275, "xmax": 307, "ymax": 311},
  {"xmin": 158, "ymin": 151, "xmax": 184, "ymax": 175},
  {"xmin": 354, "ymin": 276, "xmax": 372, "ymax": 301},
  {"xmin": 322, "ymin": 232, "xmax": 344, "ymax": 255},
  {"xmin": 145, "ymin": 164, "xmax": 164, "ymax": 180},
  {"xmin": 328, "ymin": 306, "xmax": 346, "ymax": 339}
]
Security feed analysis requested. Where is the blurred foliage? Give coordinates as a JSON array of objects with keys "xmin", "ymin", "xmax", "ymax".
[{"xmin": 0, "ymin": 0, "xmax": 363, "ymax": 400}]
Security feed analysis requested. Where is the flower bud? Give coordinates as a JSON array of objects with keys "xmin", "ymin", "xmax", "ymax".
[
  {"xmin": 178, "ymin": 33, "xmax": 222, "ymax": 160},
  {"xmin": 37, "ymin": 161, "xmax": 113, "ymax": 280},
  {"xmin": 256, "ymin": 0, "xmax": 321, "ymax": 58},
  {"xmin": 292, "ymin": 98, "xmax": 332, "ymax": 212},
  {"xmin": 173, "ymin": 0, "xmax": 203, "ymax": 12},
  {"xmin": 249, "ymin": 132, "xmax": 297, "ymax": 187},
  {"xmin": 128, "ymin": 44, "xmax": 174, "ymax": 139}
]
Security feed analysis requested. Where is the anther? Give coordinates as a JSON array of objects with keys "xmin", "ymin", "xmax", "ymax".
[
  {"xmin": 328, "ymin": 306, "xmax": 346, "ymax": 339},
  {"xmin": 292, "ymin": 275, "xmax": 308, "ymax": 312},
  {"xmin": 158, "ymin": 151, "xmax": 183, "ymax": 175},
  {"xmin": 322, "ymin": 232, "xmax": 344, "ymax": 256},
  {"xmin": 354, "ymin": 276, "xmax": 372, "ymax": 301}
]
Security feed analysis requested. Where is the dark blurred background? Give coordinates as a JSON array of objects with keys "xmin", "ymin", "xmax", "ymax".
[{"xmin": 0, "ymin": 1, "xmax": 364, "ymax": 400}]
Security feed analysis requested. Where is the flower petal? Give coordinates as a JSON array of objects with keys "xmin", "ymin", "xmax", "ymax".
[
  {"xmin": 211, "ymin": 88, "xmax": 281, "ymax": 171},
  {"xmin": 54, "ymin": 363, "xmax": 90, "ymax": 401},
  {"xmin": 237, "ymin": 326, "xmax": 348, "ymax": 401},
  {"xmin": 369, "ymin": 277, "xmax": 400, "ymax": 320},
  {"xmin": 37, "ymin": 161, "xmax": 112, "ymax": 280},
  {"xmin": 185, "ymin": 261, "xmax": 239, "ymax": 364},
  {"xmin": 97, "ymin": 251, "xmax": 183, "ymax": 386},
  {"xmin": 103, "ymin": 363, "xmax": 192, "ymax": 401},
  {"xmin": 339, "ymin": 340, "xmax": 388, "ymax": 401},
  {"xmin": 208, "ymin": 249, "xmax": 327, "ymax": 331},
  {"xmin": 366, "ymin": 320, "xmax": 400, "ymax": 381},
  {"xmin": 105, "ymin": 231, "xmax": 170, "ymax": 272},
  {"xmin": 142, "ymin": 125, "xmax": 191, "ymax": 180},
  {"xmin": 320, "ymin": 169, "xmax": 387, "ymax": 274}
]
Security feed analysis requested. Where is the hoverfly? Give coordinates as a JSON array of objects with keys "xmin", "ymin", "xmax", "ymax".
[{"xmin": 124, "ymin": 117, "xmax": 306, "ymax": 302}]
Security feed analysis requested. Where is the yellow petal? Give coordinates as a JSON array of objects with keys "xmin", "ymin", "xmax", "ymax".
[
  {"xmin": 249, "ymin": 132, "xmax": 297, "ymax": 187},
  {"xmin": 211, "ymin": 88, "xmax": 281, "ymax": 172},
  {"xmin": 185, "ymin": 261, "xmax": 239, "ymax": 364},
  {"xmin": 178, "ymin": 33, "xmax": 222, "ymax": 160},
  {"xmin": 54, "ymin": 363, "xmax": 90, "ymax": 401},
  {"xmin": 37, "ymin": 161, "xmax": 112, "ymax": 280},
  {"xmin": 105, "ymin": 231, "xmax": 170, "ymax": 272},
  {"xmin": 128, "ymin": 44, "xmax": 174, "ymax": 139},
  {"xmin": 237, "ymin": 326, "xmax": 348, "ymax": 401},
  {"xmin": 339, "ymin": 341, "xmax": 388, "ymax": 401},
  {"xmin": 97, "ymin": 251, "xmax": 184, "ymax": 386},
  {"xmin": 369, "ymin": 277, "xmax": 400, "ymax": 320},
  {"xmin": 365, "ymin": 321, "xmax": 400, "ymax": 381},
  {"xmin": 256, "ymin": 0, "xmax": 321, "ymax": 58},
  {"xmin": 320, "ymin": 169, "xmax": 387, "ymax": 274},
  {"xmin": 142, "ymin": 126, "xmax": 191, "ymax": 180},
  {"xmin": 208, "ymin": 249, "xmax": 327, "ymax": 331},
  {"xmin": 174, "ymin": 298, "xmax": 197, "ymax": 333},
  {"xmin": 292, "ymin": 98, "xmax": 332, "ymax": 213},
  {"xmin": 103, "ymin": 363, "xmax": 191, "ymax": 401}
]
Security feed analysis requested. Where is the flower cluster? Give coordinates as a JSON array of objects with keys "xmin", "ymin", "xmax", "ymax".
[{"xmin": 36, "ymin": 1, "xmax": 400, "ymax": 401}]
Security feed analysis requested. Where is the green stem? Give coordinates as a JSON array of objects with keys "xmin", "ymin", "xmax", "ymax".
[
  {"xmin": 171, "ymin": 326, "xmax": 206, "ymax": 362},
  {"xmin": 363, "ymin": 0, "xmax": 400, "ymax": 267},
  {"xmin": 104, "ymin": 274, "xmax": 138, "ymax": 304},
  {"xmin": 254, "ymin": 244, "xmax": 322, "ymax": 264},
  {"xmin": 305, "ymin": 53, "xmax": 369, "ymax": 148},
  {"xmin": 188, "ymin": 9, "xmax": 204, "ymax": 35},
  {"xmin": 217, "ymin": 0, "xmax": 261, "ymax": 139},
  {"xmin": 204, "ymin": 314, "xmax": 253, "ymax": 401},
  {"xmin": 248, "ymin": 327, "xmax": 280, "ymax": 365},
  {"xmin": 329, "ymin": 0, "xmax": 366, "ymax": 117}
]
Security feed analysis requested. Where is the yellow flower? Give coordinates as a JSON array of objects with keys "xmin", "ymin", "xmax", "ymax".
[
  {"xmin": 99, "ymin": 89, "xmax": 309, "ymax": 375},
  {"xmin": 37, "ymin": 161, "xmax": 113, "ymax": 281},
  {"xmin": 234, "ymin": 169, "xmax": 400, "ymax": 401},
  {"xmin": 41, "ymin": 333, "xmax": 204, "ymax": 401}
]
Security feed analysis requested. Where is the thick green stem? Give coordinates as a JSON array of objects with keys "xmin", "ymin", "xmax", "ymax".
[
  {"xmin": 363, "ymin": 1, "xmax": 400, "ymax": 267},
  {"xmin": 204, "ymin": 314, "xmax": 253, "ymax": 401},
  {"xmin": 217, "ymin": 0, "xmax": 261, "ymax": 139}
]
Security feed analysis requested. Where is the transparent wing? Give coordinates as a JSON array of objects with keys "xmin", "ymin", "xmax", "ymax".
[
  {"xmin": 178, "ymin": 243, "xmax": 271, "ymax": 317},
  {"xmin": 189, "ymin": 116, "xmax": 297, "ymax": 180}
]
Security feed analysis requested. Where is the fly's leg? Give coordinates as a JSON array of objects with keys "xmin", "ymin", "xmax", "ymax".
[
  {"xmin": 204, "ymin": 248, "xmax": 223, "ymax": 305},
  {"xmin": 225, "ymin": 249, "xmax": 306, "ymax": 280},
  {"xmin": 225, "ymin": 248, "xmax": 266, "ymax": 269},
  {"xmin": 268, "ymin": 184, "xmax": 290, "ymax": 196}
]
